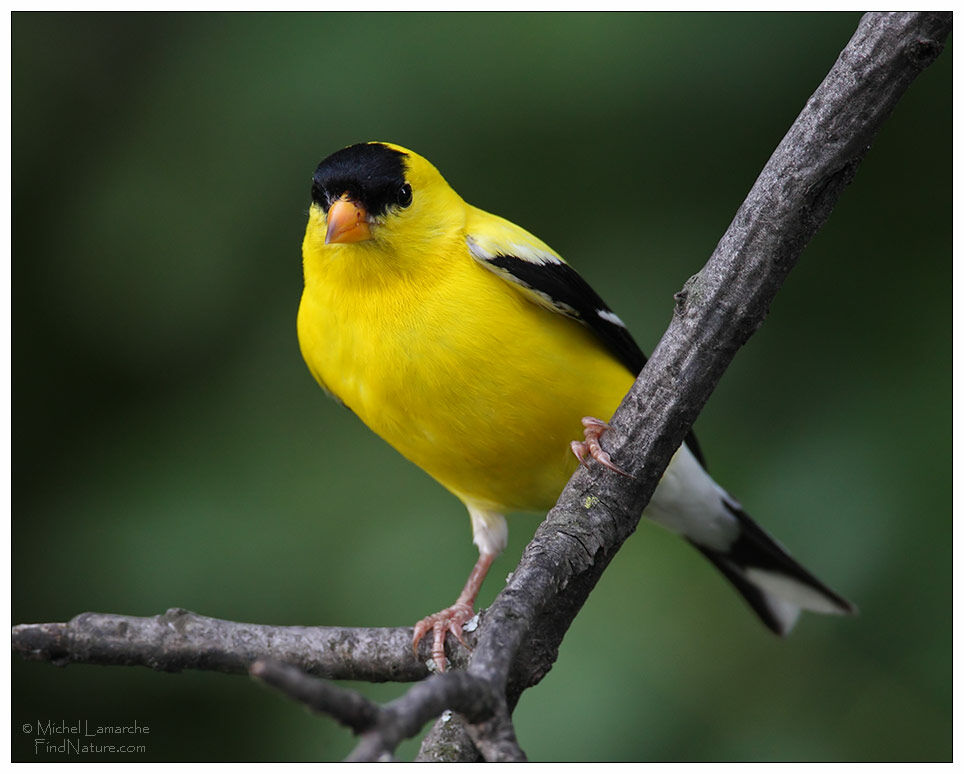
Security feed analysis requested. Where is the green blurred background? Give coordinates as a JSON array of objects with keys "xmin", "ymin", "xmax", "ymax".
[{"xmin": 12, "ymin": 12, "xmax": 950, "ymax": 762}]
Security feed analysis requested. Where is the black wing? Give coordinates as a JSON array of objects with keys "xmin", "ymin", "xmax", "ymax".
[{"xmin": 467, "ymin": 238, "xmax": 706, "ymax": 468}]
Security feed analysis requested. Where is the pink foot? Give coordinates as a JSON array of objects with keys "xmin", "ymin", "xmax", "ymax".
[
  {"xmin": 411, "ymin": 551, "xmax": 495, "ymax": 672},
  {"xmin": 570, "ymin": 417, "xmax": 633, "ymax": 477},
  {"xmin": 412, "ymin": 602, "xmax": 475, "ymax": 672}
]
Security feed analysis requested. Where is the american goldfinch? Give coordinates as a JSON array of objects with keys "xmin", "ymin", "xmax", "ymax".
[{"xmin": 298, "ymin": 141, "xmax": 855, "ymax": 670}]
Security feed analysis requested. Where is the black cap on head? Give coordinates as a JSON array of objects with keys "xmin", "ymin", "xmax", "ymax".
[{"xmin": 311, "ymin": 143, "xmax": 409, "ymax": 218}]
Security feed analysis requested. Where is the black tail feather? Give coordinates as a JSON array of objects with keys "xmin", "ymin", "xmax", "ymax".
[
  {"xmin": 688, "ymin": 502, "xmax": 856, "ymax": 635},
  {"xmin": 689, "ymin": 541, "xmax": 796, "ymax": 635},
  {"xmin": 721, "ymin": 501, "xmax": 856, "ymax": 614}
]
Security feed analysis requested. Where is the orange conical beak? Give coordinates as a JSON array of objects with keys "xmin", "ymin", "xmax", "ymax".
[{"xmin": 325, "ymin": 194, "xmax": 372, "ymax": 244}]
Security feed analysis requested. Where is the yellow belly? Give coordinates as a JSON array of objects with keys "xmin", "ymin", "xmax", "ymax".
[{"xmin": 297, "ymin": 252, "xmax": 634, "ymax": 514}]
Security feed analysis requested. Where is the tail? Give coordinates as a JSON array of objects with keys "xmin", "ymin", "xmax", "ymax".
[{"xmin": 689, "ymin": 501, "xmax": 857, "ymax": 636}]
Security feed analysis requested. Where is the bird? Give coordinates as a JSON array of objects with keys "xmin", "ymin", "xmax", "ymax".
[{"xmin": 297, "ymin": 141, "xmax": 855, "ymax": 671}]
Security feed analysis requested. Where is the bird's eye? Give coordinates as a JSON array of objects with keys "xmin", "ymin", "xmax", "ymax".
[{"xmin": 397, "ymin": 183, "xmax": 413, "ymax": 208}]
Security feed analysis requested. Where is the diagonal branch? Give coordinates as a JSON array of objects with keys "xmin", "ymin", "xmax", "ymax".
[
  {"xmin": 12, "ymin": 11, "xmax": 951, "ymax": 764},
  {"xmin": 418, "ymin": 9, "xmax": 952, "ymax": 759}
]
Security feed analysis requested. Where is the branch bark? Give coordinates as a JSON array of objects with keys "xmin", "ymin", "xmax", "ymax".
[
  {"xmin": 12, "ymin": 11, "xmax": 951, "ymax": 763},
  {"xmin": 12, "ymin": 608, "xmax": 469, "ymax": 680},
  {"xmin": 415, "ymin": 11, "xmax": 952, "ymax": 758}
]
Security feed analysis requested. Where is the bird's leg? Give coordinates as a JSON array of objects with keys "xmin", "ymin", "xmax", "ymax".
[
  {"xmin": 570, "ymin": 416, "xmax": 633, "ymax": 477},
  {"xmin": 412, "ymin": 550, "xmax": 496, "ymax": 672}
]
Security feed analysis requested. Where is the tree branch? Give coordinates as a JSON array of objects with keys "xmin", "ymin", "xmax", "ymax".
[
  {"xmin": 469, "ymin": 0, "xmax": 953, "ymax": 687},
  {"xmin": 419, "ymin": 9, "xmax": 952, "ymax": 758},
  {"xmin": 12, "ymin": 11, "xmax": 951, "ymax": 763},
  {"xmin": 250, "ymin": 658, "xmax": 383, "ymax": 734},
  {"xmin": 249, "ymin": 657, "xmax": 523, "ymax": 762},
  {"xmin": 11, "ymin": 608, "xmax": 470, "ymax": 680}
]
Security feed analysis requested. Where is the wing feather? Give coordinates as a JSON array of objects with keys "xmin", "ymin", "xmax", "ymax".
[{"xmin": 464, "ymin": 213, "xmax": 706, "ymax": 468}]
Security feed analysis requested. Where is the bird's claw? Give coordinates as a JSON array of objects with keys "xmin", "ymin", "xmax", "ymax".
[
  {"xmin": 412, "ymin": 601, "xmax": 475, "ymax": 672},
  {"xmin": 570, "ymin": 417, "xmax": 633, "ymax": 478}
]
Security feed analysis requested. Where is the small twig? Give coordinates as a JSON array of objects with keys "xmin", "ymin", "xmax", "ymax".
[
  {"xmin": 347, "ymin": 671, "xmax": 522, "ymax": 763},
  {"xmin": 250, "ymin": 659, "xmax": 382, "ymax": 733},
  {"xmin": 251, "ymin": 654, "xmax": 522, "ymax": 762}
]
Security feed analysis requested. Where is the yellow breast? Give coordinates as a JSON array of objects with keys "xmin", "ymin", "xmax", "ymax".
[{"xmin": 297, "ymin": 221, "xmax": 634, "ymax": 514}]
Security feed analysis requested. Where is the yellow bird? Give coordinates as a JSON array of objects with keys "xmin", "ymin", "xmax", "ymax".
[{"xmin": 298, "ymin": 141, "xmax": 854, "ymax": 670}]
